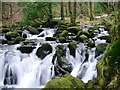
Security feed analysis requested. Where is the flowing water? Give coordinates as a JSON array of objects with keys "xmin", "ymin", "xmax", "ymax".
[{"xmin": 0, "ymin": 26, "xmax": 109, "ymax": 88}]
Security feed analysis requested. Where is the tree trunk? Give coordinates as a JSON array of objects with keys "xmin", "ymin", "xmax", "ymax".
[
  {"xmin": 68, "ymin": 2, "xmax": 73, "ymax": 23},
  {"xmin": 48, "ymin": 2, "xmax": 53, "ymax": 23},
  {"xmin": 61, "ymin": 2, "xmax": 64, "ymax": 20},
  {"xmin": 88, "ymin": 2, "xmax": 90, "ymax": 18},
  {"xmin": 88, "ymin": 1, "xmax": 94, "ymax": 21},
  {"xmin": 73, "ymin": 1, "xmax": 77, "ymax": 24}
]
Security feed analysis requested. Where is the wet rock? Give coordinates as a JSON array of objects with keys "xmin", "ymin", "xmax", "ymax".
[
  {"xmin": 2, "ymin": 28, "xmax": 10, "ymax": 33},
  {"xmin": 52, "ymin": 45, "xmax": 72, "ymax": 76},
  {"xmin": 68, "ymin": 41, "xmax": 77, "ymax": 57},
  {"xmin": 0, "ymin": 39, "xmax": 8, "ymax": 44},
  {"xmin": 67, "ymin": 26, "xmax": 81, "ymax": 34},
  {"xmin": 5, "ymin": 32, "xmax": 20, "ymax": 41},
  {"xmin": 98, "ymin": 36, "xmax": 107, "ymax": 40},
  {"xmin": 78, "ymin": 34, "xmax": 88, "ymax": 42},
  {"xmin": 17, "ymin": 45, "xmax": 35, "ymax": 54},
  {"xmin": 87, "ymin": 40, "xmax": 95, "ymax": 48},
  {"xmin": 27, "ymin": 26, "xmax": 39, "ymax": 35},
  {"xmin": 95, "ymin": 43, "xmax": 107, "ymax": 57},
  {"xmin": 59, "ymin": 30, "xmax": 68, "ymax": 43},
  {"xmin": 106, "ymin": 36, "xmax": 111, "ymax": 43},
  {"xmin": 13, "ymin": 36, "xmax": 25, "ymax": 44},
  {"xmin": 36, "ymin": 43, "xmax": 52, "ymax": 59},
  {"xmin": 44, "ymin": 74, "xmax": 85, "ymax": 89},
  {"xmin": 22, "ymin": 33, "xmax": 27, "ymax": 38},
  {"xmin": 45, "ymin": 37, "xmax": 56, "ymax": 41}
]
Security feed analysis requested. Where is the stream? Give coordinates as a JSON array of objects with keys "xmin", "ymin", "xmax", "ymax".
[{"xmin": 0, "ymin": 25, "xmax": 109, "ymax": 89}]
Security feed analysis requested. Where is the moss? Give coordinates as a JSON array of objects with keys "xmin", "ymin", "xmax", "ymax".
[
  {"xmin": 89, "ymin": 25, "xmax": 98, "ymax": 30},
  {"xmin": 108, "ymin": 79, "xmax": 120, "ymax": 89},
  {"xmin": 68, "ymin": 41, "xmax": 77, "ymax": 57},
  {"xmin": 13, "ymin": 36, "xmax": 25, "ymax": 44},
  {"xmin": 78, "ymin": 34, "xmax": 88, "ymax": 42},
  {"xmin": 44, "ymin": 74, "xmax": 85, "ymax": 89},
  {"xmin": 2, "ymin": 28, "xmax": 10, "ymax": 33},
  {"xmin": 96, "ymin": 38, "xmax": 120, "ymax": 89},
  {"xmin": 59, "ymin": 37, "xmax": 66, "ymax": 43},
  {"xmin": 82, "ymin": 31, "xmax": 90, "ymax": 38},
  {"xmin": 95, "ymin": 43, "xmax": 107, "ymax": 57},
  {"xmin": 5, "ymin": 32, "xmax": 20, "ymax": 41},
  {"xmin": 87, "ymin": 80, "xmax": 95, "ymax": 88},
  {"xmin": 56, "ymin": 45, "xmax": 66, "ymax": 66},
  {"xmin": 59, "ymin": 30, "xmax": 68, "ymax": 37},
  {"xmin": 87, "ymin": 40, "xmax": 95, "ymax": 48},
  {"xmin": 27, "ymin": 26, "xmax": 39, "ymax": 35},
  {"xmin": 67, "ymin": 26, "xmax": 81, "ymax": 34},
  {"xmin": 36, "ymin": 43, "xmax": 52, "ymax": 59}
]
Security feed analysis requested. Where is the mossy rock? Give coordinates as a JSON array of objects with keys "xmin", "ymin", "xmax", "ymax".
[
  {"xmin": 106, "ymin": 36, "xmax": 111, "ymax": 43},
  {"xmin": 36, "ymin": 43, "xmax": 52, "ymax": 59},
  {"xmin": 82, "ymin": 31, "xmax": 90, "ymax": 38},
  {"xmin": 2, "ymin": 28, "xmax": 10, "ymax": 33},
  {"xmin": 89, "ymin": 25, "xmax": 98, "ymax": 30},
  {"xmin": 59, "ymin": 37, "xmax": 66, "ymax": 43},
  {"xmin": 67, "ymin": 26, "xmax": 81, "ymax": 34},
  {"xmin": 96, "ymin": 38, "xmax": 120, "ymax": 88},
  {"xmin": 108, "ymin": 79, "xmax": 120, "ymax": 89},
  {"xmin": 58, "ymin": 25, "xmax": 68, "ymax": 30},
  {"xmin": 44, "ymin": 74, "xmax": 85, "ymax": 89},
  {"xmin": 87, "ymin": 80, "xmax": 95, "ymax": 88},
  {"xmin": 5, "ymin": 32, "xmax": 20, "ymax": 41},
  {"xmin": 13, "ymin": 36, "xmax": 25, "ymax": 44},
  {"xmin": 95, "ymin": 43, "xmax": 107, "ymax": 57},
  {"xmin": 68, "ymin": 41, "xmax": 77, "ymax": 57},
  {"xmin": 78, "ymin": 34, "xmax": 88, "ymax": 42},
  {"xmin": 0, "ymin": 39, "xmax": 8, "ymax": 44},
  {"xmin": 59, "ymin": 30, "xmax": 68, "ymax": 37},
  {"xmin": 27, "ymin": 26, "xmax": 39, "ymax": 35},
  {"xmin": 87, "ymin": 40, "xmax": 95, "ymax": 48},
  {"xmin": 17, "ymin": 45, "xmax": 35, "ymax": 54}
]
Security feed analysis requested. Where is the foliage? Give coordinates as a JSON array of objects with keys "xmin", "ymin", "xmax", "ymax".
[
  {"xmin": 18, "ymin": 2, "xmax": 55, "ymax": 25},
  {"xmin": 43, "ymin": 74, "xmax": 85, "ymax": 89}
]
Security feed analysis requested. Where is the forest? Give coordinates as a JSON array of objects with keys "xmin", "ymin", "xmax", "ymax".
[{"xmin": 0, "ymin": 1, "xmax": 120, "ymax": 89}]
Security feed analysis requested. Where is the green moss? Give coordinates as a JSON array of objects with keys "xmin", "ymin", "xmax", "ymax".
[
  {"xmin": 68, "ymin": 41, "xmax": 77, "ymax": 57},
  {"xmin": 44, "ymin": 74, "xmax": 85, "ymax": 89},
  {"xmin": 13, "ymin": 36, "xmax": 25, "ymax": 44},
  {"xmin": 27, "ymin": 26, "xmax": 39, "ymax": 35},
  {"xmin": 78, "ymin": 34, "xmax": 88, "ymax": 42},
  {"xmin": 108, "ymin": 79, "xmax": 120, "ymax": 89},
  {"xmin": 95, "ymin": 43, "xmax": 107, "ymax": 56},
  {"xmin": 59, "ymin": 37, "xmax": 66, "ymax": 43},
  {"xmin": 60, "ymin": 30, "xmax": 68, "ymax": 37},
  {"xmin": 67, "ymin": 26, "xmax": 81, "ymax": 34},
  {"xmin": 5, "ymin": 32, "xmax": 20, "ymax": 40},
  {"xmin": 96, "ymin": 38, "xmax": 120, "ymax": 89},
  {"xmin": 36, "ymin": 43, "xmax": 52, "ymax": 59}
]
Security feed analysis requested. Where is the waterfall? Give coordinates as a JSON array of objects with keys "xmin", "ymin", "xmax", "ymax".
[{"xmin": 0, "ymin": 26, "xmax": 109, "ymax": 88}]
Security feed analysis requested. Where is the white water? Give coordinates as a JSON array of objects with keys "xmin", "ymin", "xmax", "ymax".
[{"xmin": 0, "ymin": 27, "xmax": 109, "ymax": 88}]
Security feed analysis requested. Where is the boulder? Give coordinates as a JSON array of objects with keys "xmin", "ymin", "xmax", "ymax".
[
  {"xmin": 36, "ymin": 43, "xmax": 52, "ymax": 59},
  {"xmin": 17, "ymin": 45, "xmax": 35, "ymax": 54},
  {"xmin": 27, "ymin": 26, "xmax": 39, "ymax": 35},
  {"xmin": 5, "ymin": 32, "xmax": 20, "ymax": 41},
  {"xmin": 67, "ymin": 26, "xmax": 81, "ymax": 34},
  {"xmin": 87, "ymin": 40, "xmax": 95, "ymax": 48},
  {"xmin": 44, "ymin": 74, "xmax": 85, "ymax": 89},
  {"xmin": 95, "ymin": 43, "xmax": 107, "ymax": 57},
  {"xmin": 45, "ymin": 37, "xmax": 56, "ymax": 41},
  {"xmin": 78, "ymin": 34, "xmax": 88, "ymax": 42},
  {"xmin": 68, "ymin": 41, "xmax": 77, "ymax": 57},
  {"xmin": 13, "ymin": 36, "xmax": 25, "ymax": 44},
  {"xmin": 52, "ymin": 45, "xmax": 72, "ymax": 76}
]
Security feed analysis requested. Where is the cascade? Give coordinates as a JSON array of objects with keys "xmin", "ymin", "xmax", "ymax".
[{"xmin": 0, "ymin": 26, "xmax": 109, "ymax": 88}]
